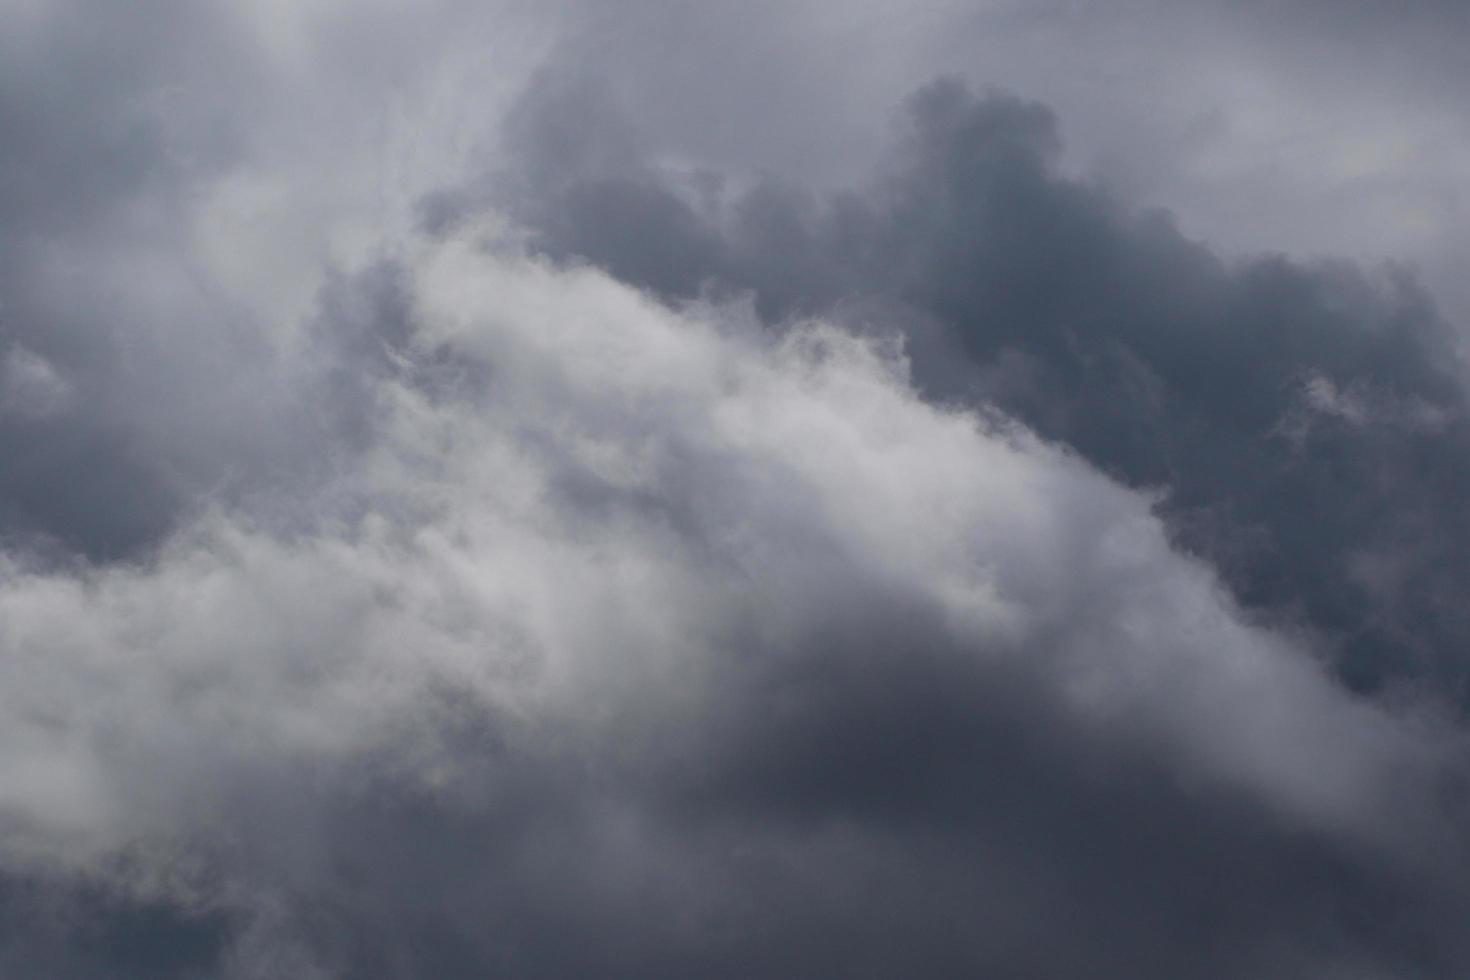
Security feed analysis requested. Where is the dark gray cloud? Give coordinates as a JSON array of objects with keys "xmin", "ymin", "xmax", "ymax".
[
  {"xmin": 0, "ymin": 232, "xmax": 1463, "ymax": 978},
  {"xmin": 510, "ymin": 0, "xmax": 1470, "ymax": 327},
  {"xmin": 0, "ymin": 1, "xmax": 282, "ymax": 560},
  {"xmin": 491, "ymin": 72, "xmax": 1470, "ymax": 701},
  {"xmin": 0, "ymin": 0, "xmax": 508, "ymax": 562},
  {"xmin": 4, "ymin": 3, "xmax": 1470, "ymax": 978},
  {"xmin": 0, "ymin": 874, "xmax": 227, "ymax": 979}
]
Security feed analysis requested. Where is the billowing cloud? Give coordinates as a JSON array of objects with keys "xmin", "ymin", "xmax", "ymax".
[
  {"xmin": 0, "ymin": 226, "xmax": 1462, "ymax": 977},
  {"xmin": 492, "ymin": 73, "xmax": 1470, "ymax": 701},
  {"xmin": 4, "ymin": 2, "xmax": 1470, "ymax": 977}
]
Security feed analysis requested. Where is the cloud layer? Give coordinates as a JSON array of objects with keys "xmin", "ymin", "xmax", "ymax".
[
  {"xmin": 495, "ymin": 72, "xmax": 1470, "ymax": 700},
  {"xmin": 4, "ymin": 2, "xmax": 1470, "ymax": 977},
  {"xmin": 0, "ymin": 229, "xmax": 1464, "ymax": 977}
]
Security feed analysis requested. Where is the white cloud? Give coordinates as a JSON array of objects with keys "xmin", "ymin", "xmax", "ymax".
[{"xmin": 0, "ymin": 228, "xmax": 1453, "ymax": 966}]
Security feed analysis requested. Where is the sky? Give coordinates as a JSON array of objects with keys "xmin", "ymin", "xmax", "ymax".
[{"xmin": 2, "ymin": 1, "xmax": 1470, "ymax": 976}]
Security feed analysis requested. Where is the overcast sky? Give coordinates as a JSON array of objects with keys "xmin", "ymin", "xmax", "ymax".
[{"xmin": 3, "ymin": 2, "xmax": 1470, "ymax": 977}]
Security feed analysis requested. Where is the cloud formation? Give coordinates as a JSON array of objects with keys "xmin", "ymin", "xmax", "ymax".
[
  {"xmin": 4, "ymin": 2, "xmax": 1470, "ymax": 977},
  {"xmin": 0, "ymin": 229, "xmax": 1464, "ymax": 977},
  {"xmin": 495, "ymin": 72, "xmax": 1470, "ymax": 700}
]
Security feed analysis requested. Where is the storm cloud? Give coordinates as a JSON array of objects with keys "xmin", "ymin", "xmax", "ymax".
[
  {"xmin": 494, "ymin": 70, "xmax": 1470, "ymax": 701},
  {"xmin": 0, "ymin": 232, "xmax": 1463, "ymax": 977},
  {"xmin": 4, "ymin": 2, "xmax": 1470, "ymax": 978}
]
